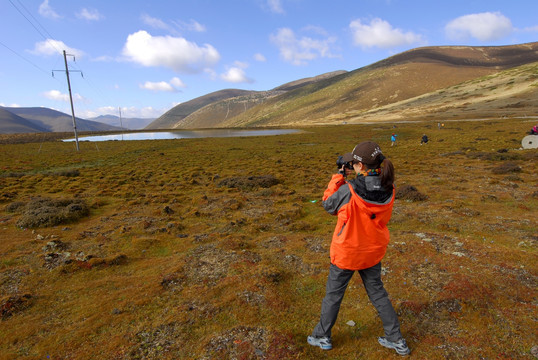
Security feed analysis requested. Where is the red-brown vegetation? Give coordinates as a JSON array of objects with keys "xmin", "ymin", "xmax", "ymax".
[{"xmin": 0, "ymin": 118, "xmax": 536, "ymax": 359}]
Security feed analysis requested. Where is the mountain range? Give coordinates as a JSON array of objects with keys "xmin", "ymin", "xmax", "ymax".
[
  {"xmin": 1, "ymin": 42, "xmax": 537, "ymax": 134},
  {"xmin": 88, "ymin": 115, "xmax": 154, "ymax": 130},
  {"xmin": 147, "ymin": 42, "xmax": 538, "ymax": 129},
  {"xmin": 0, "ymin": 107, "xmax": 123, "ymax": 134}
]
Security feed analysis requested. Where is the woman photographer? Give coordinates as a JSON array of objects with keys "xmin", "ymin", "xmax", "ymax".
[{"xmin": 307, "ymin": 141, "xmax": 410, "ymax": 356}]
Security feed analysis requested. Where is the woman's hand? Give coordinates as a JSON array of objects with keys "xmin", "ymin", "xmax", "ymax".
[{"xmin": 339, "ymin": 165, "xmax": 355, "ymax": 177}]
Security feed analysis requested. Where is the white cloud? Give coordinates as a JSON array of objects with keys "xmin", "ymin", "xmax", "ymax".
[
  {"xmin": 267, "ymin": 0, "xmax": 284, "ymax": 14},
  {"xmin": 445, "ymin": 12, "xmax": 513, "ymax": 41},
  {"xmin": 76, "ymin": 8, "xmax": 103, "ymax": 21},
  {"xmin": 350, "ymin": 18, "xmax": 424, "ymax": 49},
  {"xmin": 31, "ymin": 39, "xmax": 84, "ymax": 58},
  {"xmin": 254, "ymin": 53, "xmax": 266, "ymax": 62},
  {"xmin": 39, "ymin": 0, "xmax": 61, "ymax": 19},
  {"xmin": 141, "ymin": 14, "xmax": 173, "ymax": 32},
  {"xmin": 270, "ymin": 27, "xmax": 338, "ymax": 66},
  {"xmin": 78, "ymin": 106, "xmax": 163, "ymax": 119},
  {"xmin": 143, "ymin": 15, "xmax": 206, "ymax": 34},
  {"xmin": 140, "ymin": 81, "xmax": 176, "ymax": 92},
  {"xmin": 233, "ymin": 61, "xmax": 249, "ymax": 69},
  {"xmin": 122, "ymin": 30, "xmax": 220, "ymax": 73},
  {"xmin": 170, "ymin": 77, "xmax": 186, "ymax": 88},
  {"xmin": 220, "ymin": 67, "xmax": 254, "ymax": 83},
  {"xmin": 42, "ymin": 90, "xmax": 84, "ymax": 102},
  {"xmin": 204, "ymin": 68, "xmax": 218, "ymax": 80},
  {"xmin": 122, "ymin": 106, "xmax": 163, "ymax": 118},
  {"xmin": 140, "ymin": 77, "xmax": 186, "ymax": 92},
  {"xmin": 181, "ymin": 19, "xmax": 206, "ymax": 32},
  {"xmin": 97, "ymin": 106, "xmax": 117, "ymax": 115}
]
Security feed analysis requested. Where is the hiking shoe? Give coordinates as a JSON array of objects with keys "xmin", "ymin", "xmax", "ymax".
[
  {"xmin": 378, "ymin": 337, "xmax": 410, "ymax": 356},
  {"xmin": 307, "ymin": 335, "xmax": 333, "ymax": 350}
]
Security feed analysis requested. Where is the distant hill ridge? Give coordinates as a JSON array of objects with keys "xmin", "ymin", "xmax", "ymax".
[
  {"xmin": 147, "ymin": 42, "xmax": 538, "ymax": 129},
  {"xmin": 146, "ymin": 71, "xmax": 349, "ymax": 130},
  {"xmin": 89, "ymin": 115, "xmax": 154, "ymax": 130},
  {"xmin": 370, "ymin": 43, "xmax": 538, "ymax": 69},
  {"xmin": 0, "ymin": 107, "xmax": 122, "ymax": 134},
  {"xmin": 0, "ymin": 108, "xmax": 48, "ymax": 133}
]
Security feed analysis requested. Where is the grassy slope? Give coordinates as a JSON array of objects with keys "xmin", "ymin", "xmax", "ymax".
[
  {"xmin": 147, "ymin": 89, "xmax": 254, "ymax": 129},
  {"xmin": 340, "ymin": 62, "xmax": 538, "ymax": 123},
  {"xmin": 220, "ymin": 43, "xmax": 538, "ymax": 127},
  {"xmin": 0, "ymin": 118, "xmax": 536, "ymax": 359},
  {"xmin": 173, "ymin": 91, "xmax": 284, "ymax": 129},
  {"xmin": 153, "ymin": 71, "xmax": 348, "ymax": 130},
  {"xmin": 0, "ymin": 109, "xmax": 46, "ymax": 134}
]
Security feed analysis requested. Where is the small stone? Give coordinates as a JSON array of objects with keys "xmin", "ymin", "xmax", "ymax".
[
  {"xmin": 36, "ymin": 234, "xmax": 44, "ymax": 240},
  {"xmin": 112, "ymin": 308, "xmax": 122, "ymax": 315},
  {"xmin": 346, "ymin": 320, "xmax": 356, "ymax": 327}
]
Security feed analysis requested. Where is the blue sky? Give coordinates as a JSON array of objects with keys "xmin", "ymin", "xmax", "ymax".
[{"xmin": 1, "ymin": 0, "xmax": 537, "ymax": 119}]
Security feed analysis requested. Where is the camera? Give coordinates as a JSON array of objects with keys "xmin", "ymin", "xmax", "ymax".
[{"xmin": 336, "ymin": 155, "xmax": 354, "ymax": 171}]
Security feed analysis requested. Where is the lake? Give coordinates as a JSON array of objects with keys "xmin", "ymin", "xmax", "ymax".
[{"xmin": 63, "ymin": 129, "xmax": 301, "ymax": 142}]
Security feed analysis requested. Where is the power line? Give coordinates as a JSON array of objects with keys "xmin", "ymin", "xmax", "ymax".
[
  {"xmin": 7, "ymin": 0, "xmax": 118, "ymax": 119},
  {"xmin": 8, "ymin": 0, "xmax": 66, "ymax": 68},
  {"xmin": 10, "ymin": 0, "xmax": 47, "ymax": 41},
  {"xmin": 0, "ymin": 40, "xmax": 56, "ymax": 78},
  {"xmin": 14, "ymin": 0, "xmax": 56, "ymax": 41},
  {"xmin": 9, "ymin": 0, "xmax": 60, "ymax": 51}
]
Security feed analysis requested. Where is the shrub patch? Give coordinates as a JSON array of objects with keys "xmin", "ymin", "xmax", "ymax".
[
  {"xmin": 395, "ymin": 185, "xmax": 428, "ymax": 201},
  {"xmin": 8, "ymin": 197, "xmax": 90, "ymax": 228},
  {"xmin": 218, "ymin": 175, "xmax": 280, "ymax": 190}
]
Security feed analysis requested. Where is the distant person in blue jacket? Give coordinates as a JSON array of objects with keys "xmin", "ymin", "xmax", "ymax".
[
  {"xmin": 421, "ymin": 134, "xmax": 428, "ymax": 145},
  {"xmin": 391, "ymin": 133, "xmax": 397, "ymax": 146}
]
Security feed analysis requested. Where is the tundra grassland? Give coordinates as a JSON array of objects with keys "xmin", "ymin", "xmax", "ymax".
[{"xmin": 0, "ymin": 119, "xmax": 536, "ymax": 360}]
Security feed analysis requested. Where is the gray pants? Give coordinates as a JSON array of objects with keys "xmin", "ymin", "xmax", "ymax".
[{"xmin": 312, "ymin": 262, "xmax": 402, "ymax": 342}]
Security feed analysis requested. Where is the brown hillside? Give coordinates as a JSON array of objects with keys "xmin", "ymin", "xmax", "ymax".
[
  {"xmin": 222, "ymin": 42, "xmax": 538, "ymax": 127},
  {"xmin": 334, "ymin": 61, "xmax": 538, "ymax": 124},
  {"xmin": 161, "ymin": 71, "xmax": 348, "ymax": 130},
  {"xmin": 372, "ymin": 43, "xmax": 538, "ymax": 69},
  {"xmin": 172, "ymin": 91, "xmax": 284, "ymax": 129},
  {"xmin": 272, "ymin": 70, "xmax": 348, "ymax": 91},
  {"xmin": 1, "ymin": 107, "xmax": 121, "ymax": 133},
  {"xmin": 0, "ymin": 108, "xmax": 47, "ymax": 134},
  {"xmin": 146, "ymin": 89, "xmax": 253, "ymax": 129}
]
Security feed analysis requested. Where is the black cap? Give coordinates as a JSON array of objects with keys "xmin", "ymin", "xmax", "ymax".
[{"xmin": 342, "ymin": 141, "xmax": 383, "ymax": 166}]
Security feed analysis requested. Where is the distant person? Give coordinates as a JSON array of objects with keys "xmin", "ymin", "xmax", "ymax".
[
  {"xmin": 391, "ymin": 133, "xmax": 397, "ymax": 146},
  {"xmin": 307, "ymin": 141, "xmax": 410, "ymax": 356},
  {"xmin": 531, "ymin": 125, "xmax": 538, "ymax": 135},
  {"xmin": 421, "ymin": 134, "xmax": 428, "ymax": 145}
]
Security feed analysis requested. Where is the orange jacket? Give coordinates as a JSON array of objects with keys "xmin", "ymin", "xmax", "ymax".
[{"xmin": 322, "ymin": 174, "xmax": 395, "ymax": 270}]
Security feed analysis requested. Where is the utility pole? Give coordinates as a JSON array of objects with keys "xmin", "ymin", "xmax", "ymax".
[
  {"xmin": 119, "ymin": 106, "xmax": 124, "ymax": 141},
  {"xmin": 53, "ymin": 50, "xmax": 82, "ymax": 151}
]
